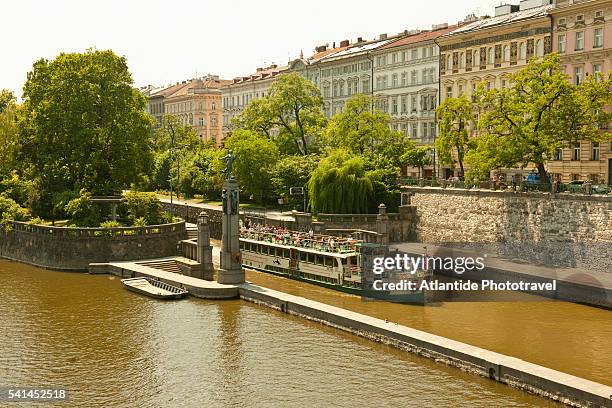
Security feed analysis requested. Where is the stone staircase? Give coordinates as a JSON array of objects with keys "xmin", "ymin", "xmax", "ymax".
[{"xmin": 136, "ymin": 259, "xmax": 181, "ymax": 274}]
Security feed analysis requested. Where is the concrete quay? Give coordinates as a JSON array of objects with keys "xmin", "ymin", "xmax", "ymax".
[
  {"xmin": 392, "ymin": 242, "xmax": 612, "ymax": 309},
  {"xmin": 89, "ymin": 258, "xmax": 612, "ymax": 407}
]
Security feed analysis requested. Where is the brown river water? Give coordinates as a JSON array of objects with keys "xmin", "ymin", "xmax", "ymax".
[{"xmin": 0, "ymin": 259, "xmax": 607, "ymax": 407}]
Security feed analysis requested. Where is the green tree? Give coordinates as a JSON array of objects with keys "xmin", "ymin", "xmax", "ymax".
[
  {"xmin": 0, "ymin": 89, "xmax": 15, "ymax": 114},
  {"xmin": 474, "ymin": 53, "xmax": 611, "ymax": 181},
  {"xmin": 180, "ymin": 141, "xmax": 225, "ymax": 200},
  {"xmin": 0, "ymin": 97, "xmax": 20, "ymax": 178},
  {"xmin": 19, "ymin": 49, "xmax": 154, "ymax": 211},
  {"xmin": 0, "ymin": 195, "xmax": 31, "ymax": 223},
  {"xmin": 270, "ymin": 155, "xmax": 320, "ymax": 209},
  {"xmin": 232, "ymin": 73, "xmax": 326, "ymax": 155},
  {"xmin": 308, "ymin": 149, "xmax": 373, "ymax": 214},
  {"xmin": 436, "ymin": 96, "xmax": 474, "ymax": 179},
  {"xmin": 224, "ymin": 130, "xmax": 280, "ymax": 202},
  {"xmin": 323, "ymin": 94, "xmax": 409, "ymax": 166},
  {"xmin": 401, "ymin": 143, "xmax": 432, "ymax": 179},
  {"xmin": 151, "ymin": 114, "xmax": 200, "ymax": 197}
]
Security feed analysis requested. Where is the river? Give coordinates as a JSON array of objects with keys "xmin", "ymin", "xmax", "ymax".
[{"xmin": 0, "ymin": 259, "xmax": 568, "ymax": 407}]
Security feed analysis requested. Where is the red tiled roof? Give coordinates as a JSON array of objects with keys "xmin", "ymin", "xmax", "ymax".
[{"xmin": 380, "ymin": 24, "xmax": 463, "ymax": 49}]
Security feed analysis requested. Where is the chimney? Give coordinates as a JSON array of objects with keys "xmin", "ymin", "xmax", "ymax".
[
  {"xmin": 340, "ymin": 39, "xmax": 350, "ymax": 47},
  {"xmin": 333, "ymin": 41, "xmax": 336, "ymax": 48},
  {"xmin": 357, "ymin": 37, "xmax": 363, "ymax": 43},
  {"xmin": 256, "ymin": 67, "xmax": 263, "ymax": 72},
  {"xmin": 315, "ymin": 44, "xmax": 327, "ymax": 52},
  {"xmin": 379, "ymin": 33, "xmax": 387, "ymax": 40}
]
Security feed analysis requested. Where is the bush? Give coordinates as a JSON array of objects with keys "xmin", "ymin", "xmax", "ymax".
[
  {"xmin": 121, "ymin": 191, "xmax": 163, "ymax": 225},
  {"xmin": 65, "ymin": 189, "xmax": 101, "ymax": 227},
  {"xmin": 0, "ymin": 172, "xmax": 36, "ymax": 207},
  {"xmin": 100, "ymin": 220, "xmax": 122, "ymax": 228},
  {"xmin": 0, "ymin": 195, "xmax": 31, "ymax": 222}
]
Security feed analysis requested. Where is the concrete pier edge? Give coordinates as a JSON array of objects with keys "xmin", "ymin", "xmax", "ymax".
[{"xmin": 91, "ymin": 260, "xmax": 611, "ymax": 407}]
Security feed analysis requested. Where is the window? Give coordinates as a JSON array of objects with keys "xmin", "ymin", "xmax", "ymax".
[
  {"xmin": 392, "ymin": 97, "xmax": 398, "ymax": 114},
  {"xmin": 423, "ymin": 123, "xmax": 428, "ymax": 139},
  {"xmin": 487, "ymin": 48, "xmax": 494, "ymax": 64},
  {"xmin": 352, "ymin": 80, "xmax": 358, "ymax": 95},
  {"xmin": 401, "ymin": 96, "xmax": 407, "ymax": 113},
  {"xmin": 401, "ymin": 72, "xmax": 407, "ymax": 86},
  {"xmin": 362, "ymin": 79, "xmax": 370, "ymax": 93},
  {"xmin": 446, "ymin": 86, "xmax": 452, "ymax": 99},
  {"xmin": 446, "ymin": 55, "xmax": 452, "ymax": 70},
  {"xmin": 411, "ymin": 49, "xmax": 418, "ymax": 60},
  {"xmin": 392, "ymin": 53, "xmax": 397, "ymax": 64},
  {"xmin": 575, "ymin": 31, "xmax": 584, "ymax": 51},
  {"xmin": 392, "ymin": 74, "xmax": 398, "ymax": 87},
  {"xmin": 402, "ymin": 51, "xmax": 407, "ymax": 62},
  {"xmin": 592, "ymin": 142, "xmax": 600, "ymax": 160},
  {"xmin": 381, "ymin": 76, "xmax": 387, "ymax": 89},
  {"xmin": 594, "ymin": 28, "xmax": 603, "ymax": 48},
  {"xmin": 535, "ymin": 39, "xmax": 543, "ymax": 57},
  {"xmin": 411, "ymin": 70, "xmax": 417, "ymax": 85},
  {"xmin": 411, "ymin": 95, "xmax": 417, "ymax": 112},
  {"xmin": 519, "ymin": 43, "xmax": 526, "ymax": 60},
  {"xmin": 593, "ymin": 64, "xmax": 603, "ymax": 79},
  {"xmin": 503, "ymin": 45, "xmax": 509, "ymax": 62},
  {"xmin": 574, "ymin": 66, "xmax": 583, "ymax": 85},
  {"xmin": 572, "ymin": 142, "xmax": 580, "ymax": 161},
  {"xmin": 458, "ymin": 84, "xmax": 465, "ymax": 96},
  {"xmin": 558, "ymin": 34, "xmax": 566, "ymax": 53},
  {"xmin": 411, "ymin": 123, "xmax": 417, "ymax": 138},
  {"xmin": 198, "ymin": 117, "xmax": 204, "ymax": 127},
  {"xmin": 339, "ymin": 81, "xmax": 345, "ymax": 96},
  {"xmin": 553, "ymin": 148, "xmax": 562, "ymax": 161},
  {"xmin": 211, "ymin": 116, "xmax": 217, "ymax": 126},
  {"xmin": 211, "ymin": 102, "xmax": 216, "ymax": 110},
  {"xmin": 571, "ymin": 173, "xmax": 580, "ymax": 181},
  {"xmin": 430, "ymin": 122, "xmax": 436, "ymax": 138},
  {"xmin": 459, "ymin": 52, "xmax": 465, "ymax": 68}
]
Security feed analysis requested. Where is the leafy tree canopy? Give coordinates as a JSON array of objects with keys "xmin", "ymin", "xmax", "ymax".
[
  {"xmin": 232, "ymin": 72, "xmax": 326, "ymax": 155},
  {"xmin": 473, "ymin": 53, "xmax": 612, "ymax": 180},
  {"xmin": 435, "ymin": 95, "xmax": 474, "ymax": 179},
  {"xmin": 19, "ymin": 49, "xmax": 154, "ymax": 203},
  {"xmin": 224, "ymin": 129, "xmax": 280, "ymax": 202}
]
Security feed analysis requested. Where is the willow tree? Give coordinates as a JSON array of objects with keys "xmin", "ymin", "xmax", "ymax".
[
  {"xmin": 436, "ymin": 96, "xmax": 474, "ymax": 179},
  {"xmin": 308, "ymin": 150, "xmax": 373, "ymax": 214}
]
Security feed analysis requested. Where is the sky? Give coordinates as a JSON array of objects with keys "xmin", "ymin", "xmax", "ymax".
[{"xmin": 2, "ymin": 0, "xmax": 504, "ymax": 98}]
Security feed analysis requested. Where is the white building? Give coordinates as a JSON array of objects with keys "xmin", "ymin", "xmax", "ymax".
[
  {"xmin": 221, "ymin": 64, "xmax": 288, "ymax": 138},
  {"xmin": 371, "ymin": 24, "xmax": 458, "ymax": 148}
]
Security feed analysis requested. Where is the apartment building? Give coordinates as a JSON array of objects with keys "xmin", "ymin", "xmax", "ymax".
[
  {"xmin": 372, "ymin": 25, "xmax": 458, "ymax": 148},
  {"xmin": 547, "ymin": 0, "xmax": 612, "ymax": 184},
  {"xmin": 149, "ymin": 75, "xmax": 230, "ymax": 145},
  {"xmin": 221, "ymin": 64, "xmax": 288, "ymax": 138}
]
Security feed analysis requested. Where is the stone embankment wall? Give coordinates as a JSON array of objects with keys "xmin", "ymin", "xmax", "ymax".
[
  {"xmin": 0, "ymin": 221, "xmax": 186, "ymax": 271},
  {"xmin": 402, "ymin": 187, "xmax": 612, "ymax": 271}
]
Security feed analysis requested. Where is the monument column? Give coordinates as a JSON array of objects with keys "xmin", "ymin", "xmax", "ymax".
[
  {"xmin": 197, "ymin": 212, "xmax": 214, "ymax": 280},
  {"xmin": 217, "ymin": 150, "xmax": 245, "ymax": 284}
]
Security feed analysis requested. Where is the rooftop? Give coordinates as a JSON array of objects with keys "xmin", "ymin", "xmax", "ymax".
[{"xmin": 444, "ymin": 4, "xmax": 553, "ymax": 37}]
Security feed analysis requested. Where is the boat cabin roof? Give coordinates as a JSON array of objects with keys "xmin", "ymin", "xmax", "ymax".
[{"xmin": 240, "ymin": 237, "xmax": 359, "ymax": 259}]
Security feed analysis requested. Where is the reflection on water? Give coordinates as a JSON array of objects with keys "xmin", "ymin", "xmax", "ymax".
[
  {"xmin": 0, "ymin": 260, "xmax": 563, "ymax": 407},
  {"xmin": 243, "ymin": 269, "xmax": 612, "ymax": 386}
]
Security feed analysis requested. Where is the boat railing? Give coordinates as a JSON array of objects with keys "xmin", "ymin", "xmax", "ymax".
[{"xmin": 240, "ymin": 229, "xmax": 360, "ymax": 254}]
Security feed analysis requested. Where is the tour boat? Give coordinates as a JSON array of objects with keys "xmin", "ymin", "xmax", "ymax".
[
  {"xmin": 239, "ymin": 228, "xmax": 430, "ymax": 304},
  {"xmin": 121, "ymin": 277, "xmax": 188, "ymax": 300}
]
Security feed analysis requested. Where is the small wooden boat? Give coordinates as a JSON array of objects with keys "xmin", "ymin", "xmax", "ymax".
[{"xmin": 121, "ymin": 277, "xmax": 188, "ymax": 299}]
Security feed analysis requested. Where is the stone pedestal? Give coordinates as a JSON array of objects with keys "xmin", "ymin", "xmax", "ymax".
[
  {"xmin": 196, "ymin": 212, "xmax": 215, "ymax": 280},
  {"xmin": 217, "ymin": 178, "xmax": 245, "ymax": 284}
]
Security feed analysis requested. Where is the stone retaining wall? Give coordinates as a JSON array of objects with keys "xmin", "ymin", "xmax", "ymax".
[
  {"xmin": 161, "ymin": 202, "xmax": 223, "ymax": 239},
  {"xmin": 0, "ymin": 221, "xmax": 186, "ymax": 271},
  {"xmin": 402, "ymin": 187, "xmax": 612, "ymax": 272}
]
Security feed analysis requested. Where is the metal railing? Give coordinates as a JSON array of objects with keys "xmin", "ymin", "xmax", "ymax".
[{"xmin": 3, "ymin": 220, "xmax": 186, "ymax": 238}]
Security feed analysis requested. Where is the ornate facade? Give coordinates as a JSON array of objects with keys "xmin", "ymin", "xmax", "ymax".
[
  {"xmin": 221, "ymin": 64, "xmax": 288, "ymax": 139},
  {"xmin": 547, "ymin": 0, "xmax": 612, "ymax": 184},
  {"xmin": 148, "ymin": 76, "xmax": 230, "ymax": 145}
]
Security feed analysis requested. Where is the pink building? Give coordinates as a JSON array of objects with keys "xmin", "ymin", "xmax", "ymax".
[{"xmin": 548, "ymin": 0, "xmax": 612, "ymax": 184}]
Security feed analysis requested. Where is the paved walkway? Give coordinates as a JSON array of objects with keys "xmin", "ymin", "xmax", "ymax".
[
  {"xmin": 391, "ymin": 242, "xmax": 612, "ymax": 291},
  {"xmin": 158, "ymin": 196, "xmax": 295, "ymax": 222}
]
